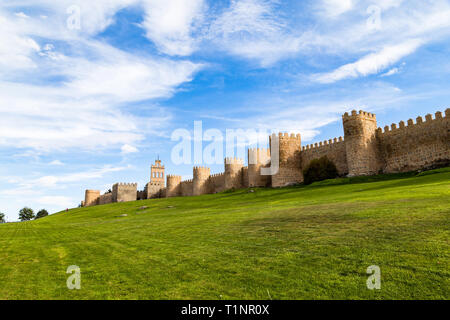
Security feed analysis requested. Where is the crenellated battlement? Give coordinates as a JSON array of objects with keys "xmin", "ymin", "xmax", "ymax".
[
  {"xmin": 82, "ymin": 107, "xmax": 449, "ymax": 206},
  {"xmin": 193, "ymin": 166, "xmax": 211, "ymax": 178},
  {"xmin": 114, "ymin": 183, "xmax": 138, "ymax": 187},
  {"xmin": 224, "ymin": 157, "xmax": 245, "ymax": 165},
  {"xmin": 248, "ymin": 148, "xmax": 270, "ymax": 165},
  {"xmin": 302, "ymin": 136, "xmax": 344, "ymax": 151},
  {"xmin": 167, "ymin": 174, "xmax": 182, "ymax": 180},
  {"xmin": 210, "ymin": 173, "xmax": 225, "ymax": 178},
  {"xmin": 342, "ymin": 109, "xmax": 376, "ymax": 120},
  {"xmin": 166, "ymin": 175, "xmax": 182, "ymax": 197},
  {"xmin": 377, "ymin": 109, "xmax": 449, "ymax": 134},
  {"xmin": 273, "ymin": 132, "xmax": 302, "ymax": 141}
]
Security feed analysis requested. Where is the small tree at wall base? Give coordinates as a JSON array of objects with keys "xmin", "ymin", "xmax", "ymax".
[
  {"xmin": 303, "ymin": 156, "xmax": 338, "ymax": 185},
  {"xmin": 35, "ymin": 209, "xmax": 49, "ymax": 220},
  {"xmin": 19, "ymin": 207, "xmax": 35, "ymax": 221},
  {"xmin": 0, "ymin": 212, "xmax": 5, "ymax": 223}
]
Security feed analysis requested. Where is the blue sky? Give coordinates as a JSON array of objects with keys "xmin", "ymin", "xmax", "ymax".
[{"xmin": 1, "ymin": 0, "xmax": 450, "ymax": 221}]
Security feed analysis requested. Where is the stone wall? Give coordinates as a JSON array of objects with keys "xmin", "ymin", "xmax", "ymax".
[
  {"xmin": 145, "ymin": 182, "xmax": 164, "ymax": 199},
  {"xmin": 209, "ymin": 173, "xmax": 225, "ymax": 193},
  {"xmin": 224, "ymin": 158, "xmax": 244, "ymax": 190},
  {"xmin": 343, "ymin": 110, "xmax": 380, "ymax": 176},
  {"xmin": 181, "ymin": 180, "xmax": 193, "ymax": 197},
  {"xmin": 193, "ymin": 167, "xmax": 210, "ymax": 196},
  {"xmin": 84, "ymin": 190, "xmax": 100, "ymax": 207},
  {"xmin": 241, "ymin": 166, "xmax": 249, "ymax": 188},
  {"xmin": 166, "ymin": 175, "xmax": 182, "ymax": 197},
  {"xmin": 377, "ymin": 110, "xmax": 450, "ymax": 173},
  {"xmin": 98, "ymin": 193, "xmax": 113, "ymax": 205},
  {"xmin": 82, "ymin": 108, "xmax": 449, "ymax": 206},
  {"xmin": 301, "ymin": 137, "xmax": 348, "ymax": 175},
  {"xmin": 112, "ymin": 183, "xmax": 138, "ymax": 203},
  {"xmin": 248, "ymin": 148, "xmax": 271, "ymax": 187},
  {"xmin": 271, "ymin": 133, "xmax": 303, "ymax": 187}
]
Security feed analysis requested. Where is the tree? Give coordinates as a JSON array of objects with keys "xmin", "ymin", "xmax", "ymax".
[
  {"xmin": 303, "ymin": 156, "xmax": 338, "ymax": 185},
  {"xmin": 19, "ymin": 207, "xmax": 35, "ymax": 221},
  {"xmin": 35, "ymin": 209, "xmax": 49, "ymax": 220},
  {"xmin": 0, "ymin": 212, "xmax": 5, "ymax": 223}
]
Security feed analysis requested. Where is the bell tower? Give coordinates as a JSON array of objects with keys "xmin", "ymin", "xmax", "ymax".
[{"xmin": 150, "ymin": 158, "xmax": 165, "ymax": 187}]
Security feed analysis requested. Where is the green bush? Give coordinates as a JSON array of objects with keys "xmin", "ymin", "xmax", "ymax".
[
  {"xmin": 19, "ymin": 207, "xmax": 35, "ymax": 221},
  {"xmin": 35, "ymin": 209, "xmax": 49, "ymax": 220},
  {"xmin": 303, "ymin": 156, "xmax": 338, "ymax": 185}
]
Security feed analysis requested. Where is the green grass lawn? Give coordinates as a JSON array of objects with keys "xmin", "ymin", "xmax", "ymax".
[{"xmin": 1, "ymin": 168, "xmax": 449, "ymax": 300}]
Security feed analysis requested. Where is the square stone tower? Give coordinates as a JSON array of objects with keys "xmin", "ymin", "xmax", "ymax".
[
  {"xmin": 143, "ymin": 159, "xmax": 166, "ymax": 199},
  {"xmin": 150, "ymin": 159, "xmax": 165, "ymax": 186}
]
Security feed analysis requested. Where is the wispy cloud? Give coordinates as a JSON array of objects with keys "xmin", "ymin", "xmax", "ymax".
[
  {"xmin": 312, "ymin": 39, "xmax": 423, "ymax": 83},
  {"xmin": 141, "ymin": 0, "xmax": 206, "ymax": 56},
  {"xmin": 0, "ymin": 5, "xmax": 202, "ymax": 152},
  {"xmin": 49, "ymin": 160, "xmax": 64, "ymax": 166},
  {"xmin": 207, "ymin": 0, "xmax": 302, "ymax": 66},
  {"xmin": 121, "ymin": 144, "xmax": 139, "ymax": 154}
]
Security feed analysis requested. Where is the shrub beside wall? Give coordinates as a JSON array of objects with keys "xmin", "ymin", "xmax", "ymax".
[{"xmin": 303, "ymin": 156, "xmax": 338, "ymax": 185}]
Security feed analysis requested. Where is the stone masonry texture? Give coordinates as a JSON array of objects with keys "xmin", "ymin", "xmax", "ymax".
[{"xmin": 83, "ymin": 108, "xmax": 449, "ymax": 206}]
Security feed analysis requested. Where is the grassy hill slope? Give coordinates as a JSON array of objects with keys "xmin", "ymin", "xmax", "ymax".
[{"xmin": 0, "ymin": 168, "xmax": 449, "ymax": 300}]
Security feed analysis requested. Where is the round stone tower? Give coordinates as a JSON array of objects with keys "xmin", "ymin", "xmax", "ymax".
[
  {"xmin": 342, "ymin": 110, "xmax": 380, "ymax": 176},
  {"xmin": 166, "ymin": 175, "xmax": 182, "ymax": 197},
  {"xmin": 84, "ymin": 189, "xmax": 100, "ymax": 207},
  {"xmin": 193, "ymin": 166, "xmax": 210, "ymax": 196},
  {"xmin": 269, "ymin": 133, "xmax": 302, "ymax": 187},
  {"xmin": 248, "ymin": 149, "xmax": 271, "ymax": 187},
  {"xmin": 224, "ymin": 157, "xmax": 244, "ymax": 190}
]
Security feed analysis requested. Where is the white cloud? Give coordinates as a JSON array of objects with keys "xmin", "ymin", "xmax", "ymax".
[
  {"xmin": 15, "ymin": 12, "xmax": 29, "ymax": 19},
  {"xmin": 37, "ymin": 196, "xmax": 74, "ymax": 208},
  {"xmin": 381, "ymin": 67, "xmax": 399, "ymax": 77},
  {"xmin": 121, "ymin": 144, "xmax": 139, "ymax": 154},
  {"xmin": 319, "ymin": 0, "xmax": 354, "ymax": 17},
  {"xmin": 208, "ymin": 0, "xmax": 302, "ymax": 66},
  {"xmin": 49, "ymin": 160, "xmax": 64, "ymax": 166},
  {"xmin": 141, "ymin": 0, "xmax": 206, "ymax": 56},
  {"xmin": 8, "ymin": 165, "xmax": 131, "ymax": 190},
  {"xmin": 0, "ymin": 5, "xmax": 202, "ymax": 152},
  {"xmin": 312, "ymin": 39, "xmax": 423, "ymax": 83}
]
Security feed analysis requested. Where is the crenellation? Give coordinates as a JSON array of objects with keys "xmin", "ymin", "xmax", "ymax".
[
  {"xmin": 343, "ymin": 109, "xmax": 379, "ymax": 176},
  {"xmin": 377, "ymin": 109, "xmax": 449, "ymax": 173},
  {"xmin": 82, "ymin": 108, "xmax": 449, "ymax": 205}
]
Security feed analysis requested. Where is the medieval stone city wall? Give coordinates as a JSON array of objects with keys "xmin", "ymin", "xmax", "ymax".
[
  {"xmin": 301, "ymin": 137, "xmax": 348, "ymax": 175},
  {"xmin": 181, "ymin": 179, "xmax": 193, "ymax": 197},
  {"xmin": 166, "ymin": 175, "xmax": 182, "ymax": 197},
  {"xmin": 270, "ymin": 133, "xmax": 303, "ymax": 187},
  {"xmin": 248, "ymin": 148, "xmax": 271, "ymax": 187},
  {"xmin": 377, "ymin": 110, "xmax": 450, "ymax": 173},
  {"xmin": 342, "ymin": 111, "xmax": 380, "ymax": 176},
  {"xmin": 82, "ymin": 108, "xmax": 449, "ymax": 207},
  {"xmin": 84, "ymin": 190, "xmax": 100, "ymax": 207},
  {"xmin": 112, "ymin": 183, "xmax": 138, "ymax": 203},
  {"xmin": 209, "ymin": 173, "xmax": 226, "ymax": 193},
  {"xmin": 98, "ymin": 193, "xmax": 113, "ymax": 205},
  {"xmin": 224, "ymin": 158, "xmax": 245, "ymax": 190},
  {"xmin": 144, "ymin": 182, "xmax": 164, "ymax": 199},
  {"xmin": 193, "ymin": 167, "xmax": 211, "ymax": 196}
]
